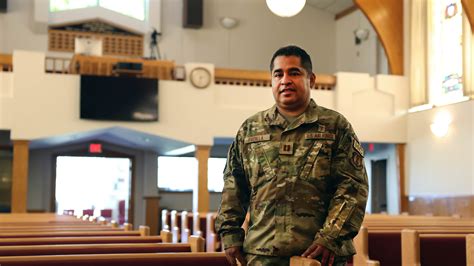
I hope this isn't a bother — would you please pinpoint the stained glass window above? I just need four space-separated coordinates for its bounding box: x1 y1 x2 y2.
49 0 147 21
429 0 464 105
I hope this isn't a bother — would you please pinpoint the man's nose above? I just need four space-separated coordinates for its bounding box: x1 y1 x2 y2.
280 73 292 85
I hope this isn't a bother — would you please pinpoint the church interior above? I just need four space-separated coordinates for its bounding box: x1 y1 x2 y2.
0 0 473 265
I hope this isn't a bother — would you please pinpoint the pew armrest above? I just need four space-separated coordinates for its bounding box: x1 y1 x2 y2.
366 259 380 266
160 229 172 243
289 256 321 266
467 234 474 266
189 235 205 252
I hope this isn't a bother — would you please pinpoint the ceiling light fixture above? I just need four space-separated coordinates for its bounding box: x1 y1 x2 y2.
266 0 306 17
220 17 238 29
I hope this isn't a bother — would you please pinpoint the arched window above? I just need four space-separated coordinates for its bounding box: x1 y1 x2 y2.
409 0 472 110
49 0 148 21
429 0 465 105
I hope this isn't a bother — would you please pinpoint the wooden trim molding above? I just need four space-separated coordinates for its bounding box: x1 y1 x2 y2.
407 195 474 218
354 0 404 75
144 196 160 235
194 145 211 213
11 140 30 213
396 144 409 212
462 0 474 34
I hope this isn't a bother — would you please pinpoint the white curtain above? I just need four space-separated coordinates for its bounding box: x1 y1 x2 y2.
463 13 474 98
409 0 429 107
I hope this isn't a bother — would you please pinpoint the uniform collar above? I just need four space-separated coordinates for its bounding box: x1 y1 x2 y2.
264 99 319 128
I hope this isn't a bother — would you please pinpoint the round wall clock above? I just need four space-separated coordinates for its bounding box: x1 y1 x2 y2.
190 67 212 89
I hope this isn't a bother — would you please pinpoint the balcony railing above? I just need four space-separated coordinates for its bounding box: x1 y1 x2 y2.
42 55 336 90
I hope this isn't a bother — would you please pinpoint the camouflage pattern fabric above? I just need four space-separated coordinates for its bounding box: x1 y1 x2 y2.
216 99 369 257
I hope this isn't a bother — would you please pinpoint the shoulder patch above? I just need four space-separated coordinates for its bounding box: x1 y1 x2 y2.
353 138 364 157
304 132 336 141
244 134 271 144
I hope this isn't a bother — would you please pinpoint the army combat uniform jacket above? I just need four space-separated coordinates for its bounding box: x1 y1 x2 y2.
215 99 369 257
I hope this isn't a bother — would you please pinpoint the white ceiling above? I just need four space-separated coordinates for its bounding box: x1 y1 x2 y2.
306 0 354 14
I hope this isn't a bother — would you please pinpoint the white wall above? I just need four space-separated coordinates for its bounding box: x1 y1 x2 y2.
336 10 380 75
406 101 474 196
0 51 409 145
0 0 337 73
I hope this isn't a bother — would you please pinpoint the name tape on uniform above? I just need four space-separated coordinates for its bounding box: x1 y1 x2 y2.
244 134 271 144
304 132 335 141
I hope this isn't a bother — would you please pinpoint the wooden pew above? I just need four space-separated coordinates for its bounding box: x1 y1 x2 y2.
0 235 205 256
0 252 230 266
467 234 474 265
0 253 321 266
0 236 162 246
161 209 170 231
352 227 380 266
401 229 467 266
206 212 220 252
180 211 193 243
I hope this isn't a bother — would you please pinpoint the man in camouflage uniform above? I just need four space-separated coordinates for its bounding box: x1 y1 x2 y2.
215 45 368 266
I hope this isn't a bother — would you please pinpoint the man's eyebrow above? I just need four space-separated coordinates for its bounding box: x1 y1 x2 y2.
272 69 283 73
288 67 302 72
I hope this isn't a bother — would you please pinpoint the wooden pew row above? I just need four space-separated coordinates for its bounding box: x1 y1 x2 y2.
401 229 469 266
361 228 474 266
0 253 321 266
0 252 229 266
352 227 380 266
0 235 205 256
0 236 162 246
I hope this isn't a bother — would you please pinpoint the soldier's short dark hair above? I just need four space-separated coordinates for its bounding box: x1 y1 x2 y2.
269 45 313 74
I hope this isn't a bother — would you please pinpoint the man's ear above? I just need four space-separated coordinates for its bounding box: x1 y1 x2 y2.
309 73 316 89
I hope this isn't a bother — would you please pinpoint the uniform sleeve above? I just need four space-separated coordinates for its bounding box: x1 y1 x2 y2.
313 120 369 257
215 129 251 250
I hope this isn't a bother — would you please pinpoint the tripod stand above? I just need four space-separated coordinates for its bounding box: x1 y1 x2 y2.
150 29 161 60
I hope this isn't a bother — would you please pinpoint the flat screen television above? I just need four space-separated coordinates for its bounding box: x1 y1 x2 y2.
80 75 158 122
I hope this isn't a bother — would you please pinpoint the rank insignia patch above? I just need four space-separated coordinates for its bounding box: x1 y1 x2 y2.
279 142 294 155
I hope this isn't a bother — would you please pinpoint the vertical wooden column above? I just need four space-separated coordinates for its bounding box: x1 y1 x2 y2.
396 143 409 213
193 145 211 213
143 196 160 235
11 140 30 213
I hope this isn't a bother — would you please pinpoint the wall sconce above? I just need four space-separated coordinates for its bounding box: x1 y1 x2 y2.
219 17 238 29
430 111 452 137
266 0 306 17
354 28 370 45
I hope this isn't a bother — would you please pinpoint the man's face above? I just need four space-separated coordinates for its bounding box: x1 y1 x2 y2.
271 55 315 114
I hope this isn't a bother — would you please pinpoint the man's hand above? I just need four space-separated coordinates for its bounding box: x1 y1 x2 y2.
224 246 247 266
302 243 335 266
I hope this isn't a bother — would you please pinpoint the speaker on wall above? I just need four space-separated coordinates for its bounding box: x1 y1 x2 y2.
0 0 7 13
183 0 203 29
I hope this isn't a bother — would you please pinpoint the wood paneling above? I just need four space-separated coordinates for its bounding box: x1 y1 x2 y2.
408 195 474 218
11 140 29 213
0 53 12 71
214 68 336 90
48 30 144 57
144 196 160 236
194 146 210 213
69 54 175 80
396 144 409 212
462 0 474 34
354 0 404 75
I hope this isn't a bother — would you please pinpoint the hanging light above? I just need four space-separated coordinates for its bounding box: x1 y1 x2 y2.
266 0 306 17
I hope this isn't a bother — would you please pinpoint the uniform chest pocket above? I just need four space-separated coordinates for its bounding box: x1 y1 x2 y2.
299 140 332 183
244 142 277 190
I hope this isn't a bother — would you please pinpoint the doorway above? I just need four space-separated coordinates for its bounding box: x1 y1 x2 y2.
55 156 132 224
371 159 388 213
